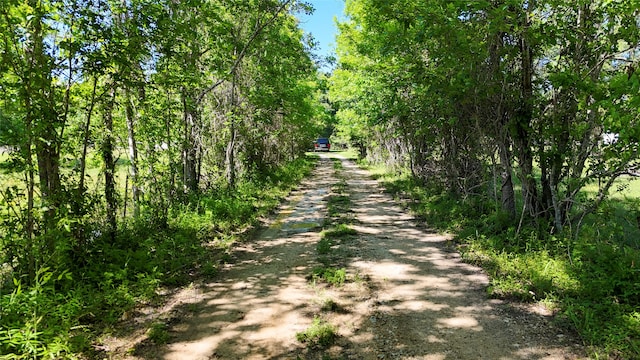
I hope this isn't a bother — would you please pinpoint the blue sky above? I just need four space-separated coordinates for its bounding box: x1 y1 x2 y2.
296 0 346 70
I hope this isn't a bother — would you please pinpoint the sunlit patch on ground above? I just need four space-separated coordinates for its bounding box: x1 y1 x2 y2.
112 154 586 360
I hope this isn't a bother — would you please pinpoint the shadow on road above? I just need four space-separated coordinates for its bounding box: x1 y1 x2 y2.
124 154 585 360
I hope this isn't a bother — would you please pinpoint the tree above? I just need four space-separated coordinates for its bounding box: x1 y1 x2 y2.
331 0 640 233
1 0 69 277
0 0 322 281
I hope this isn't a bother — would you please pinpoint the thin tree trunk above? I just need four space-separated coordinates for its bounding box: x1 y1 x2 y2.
549 168 564 232
125 88 141 217
513 1 540 219
498 141 516 219
182 91 200 192
124 175 129 219
166 89 176 202
71 76 99 255
78 77 98 200
24 94 36 282
102 86 117 242
226 64 238 189
226 121 237 189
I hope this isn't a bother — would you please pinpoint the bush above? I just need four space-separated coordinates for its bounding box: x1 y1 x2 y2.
0 269 79 359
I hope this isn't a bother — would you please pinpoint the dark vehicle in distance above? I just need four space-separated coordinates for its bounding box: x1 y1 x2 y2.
314 138 331 152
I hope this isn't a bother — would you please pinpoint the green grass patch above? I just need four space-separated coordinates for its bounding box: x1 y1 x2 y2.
462 240 580 301
333 149 360 161
309 267 347 287
330 178 349 196
327 194 349 208
317 224 358 262
326 176 353 224
331 158 343 170
582 175 640 199
146 322 170 344
322 224 357 239
296 316 337 348
326 193 351 222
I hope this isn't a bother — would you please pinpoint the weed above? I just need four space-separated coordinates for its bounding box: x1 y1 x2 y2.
0 269 76 358
321 298 340 312
352 271 366 284
331 180 348 195
200 262 218 277
147 322 170 344
326 195 350 218
322 224 357 239
296 316 337 348
309 267 347 287
317 238 334 255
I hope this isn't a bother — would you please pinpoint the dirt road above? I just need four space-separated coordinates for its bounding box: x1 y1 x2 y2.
107 154 586 359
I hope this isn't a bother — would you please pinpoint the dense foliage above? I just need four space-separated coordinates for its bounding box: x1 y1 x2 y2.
330 0 639 357
0 0 325 357
332 0 639 228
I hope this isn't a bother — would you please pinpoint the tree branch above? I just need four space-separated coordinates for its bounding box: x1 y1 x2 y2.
196 0 294 104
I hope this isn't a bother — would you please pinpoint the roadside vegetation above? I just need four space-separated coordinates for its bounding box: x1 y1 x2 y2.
330 1 639 358
0 1 331 358
371 167 640 358
0 156 316 358
295 316 338 349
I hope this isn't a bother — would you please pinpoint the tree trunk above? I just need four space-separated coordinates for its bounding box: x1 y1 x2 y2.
182 91 200 192
226 122 237 189
165 89 177 203
25 0 62 256
102 86 117 242
125 88 141 217
226 67 239 189
23 91 36 282
549 167 564 232
498 141 516 219
78 77 98 202
71 76 99 255
486 27 516 220
512 2 540 220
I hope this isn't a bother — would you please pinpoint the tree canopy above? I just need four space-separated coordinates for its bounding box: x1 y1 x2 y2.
0 0 326 320
331 0 640 231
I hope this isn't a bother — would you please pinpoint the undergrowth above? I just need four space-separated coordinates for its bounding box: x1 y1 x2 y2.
377 169 640 358
0 156 316 359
